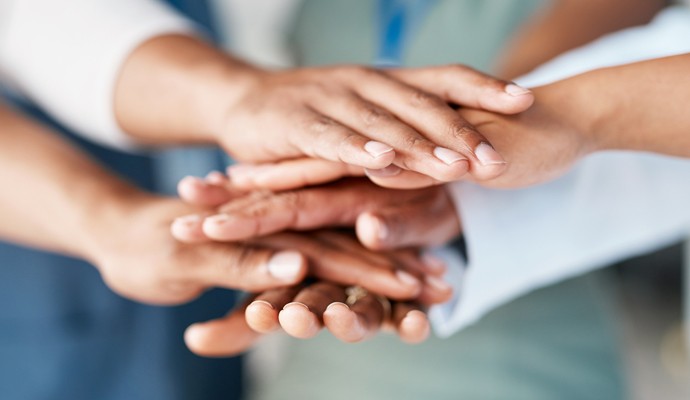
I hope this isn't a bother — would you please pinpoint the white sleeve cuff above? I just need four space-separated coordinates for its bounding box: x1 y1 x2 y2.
0 0 197 150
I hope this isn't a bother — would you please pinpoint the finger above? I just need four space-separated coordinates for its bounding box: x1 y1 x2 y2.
355 193 460 251
279 282 346 339
365 166 439 189
228 160 365 192
324 294 384 343
321 230 455 305
171 212 215 243
355 72 508 181
177 175 236 207
199 179 385 242
288 110 396 170
254 233 423 300
192 245 308 291
245 286 302 333
310 90 471 183
184 302 260 357
391 302 430 344
387 65 534 114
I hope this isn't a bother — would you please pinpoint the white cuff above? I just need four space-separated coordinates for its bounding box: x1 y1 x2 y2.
0 0 197 150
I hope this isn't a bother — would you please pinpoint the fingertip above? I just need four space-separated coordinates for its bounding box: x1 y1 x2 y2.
356 213 389 251
177 176 205 202
202 214 258 241
324 302 368 343
399 311 430 344
266 250 308 284
171 215 207 243
246 300 280 333
184 322 214 356
279 302 321 339
488 84 535 114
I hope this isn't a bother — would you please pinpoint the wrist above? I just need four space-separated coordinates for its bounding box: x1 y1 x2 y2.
531 77 607 158
77 182 158 267
115 35 266 144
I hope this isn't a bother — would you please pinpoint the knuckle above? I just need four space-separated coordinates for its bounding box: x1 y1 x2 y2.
447 121 479 142
307 116 339 134
360 104 389 126
409 90 443 108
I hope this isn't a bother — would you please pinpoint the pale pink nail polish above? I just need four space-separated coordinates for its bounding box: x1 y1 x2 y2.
433 147 466 165
364 141 394 158
474 142 506 166
504 83 531 97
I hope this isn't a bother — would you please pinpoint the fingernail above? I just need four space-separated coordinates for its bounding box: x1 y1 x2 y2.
425 275 452 293
433 147 466 165
283 302 310 311
205 171 226 184
364 141 394 158
365 165 401 177
474 142 506 166
183 176 208 188
174 214 202 227
326 302 350 312
205 214 232 226
421 253 447 274
504 83 531 97
249 300 275 310
396 270 421 288
267 251 304 282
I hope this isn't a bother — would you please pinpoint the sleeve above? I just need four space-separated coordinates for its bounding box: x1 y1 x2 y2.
429 5 690 337
0 0 197 149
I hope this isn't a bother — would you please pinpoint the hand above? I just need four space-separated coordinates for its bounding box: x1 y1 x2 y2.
214 65 534 183
91 197 436 306
221 82 590 190
185 282 430 357
174 175 461 251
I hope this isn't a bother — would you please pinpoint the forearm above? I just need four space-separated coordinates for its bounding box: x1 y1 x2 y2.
114 34 262 145
549 53 690 157
0 104 152 260
495 0 667 79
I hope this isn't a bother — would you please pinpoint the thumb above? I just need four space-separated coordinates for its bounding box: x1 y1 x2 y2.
356 203 460 251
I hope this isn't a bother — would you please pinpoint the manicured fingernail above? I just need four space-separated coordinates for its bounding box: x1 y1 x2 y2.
504 83 531 96
365 165 401 177
364 141 394 158
205 171 225 184
396 270 421 288
422 253 447 274
267 251 304 282
425 275 452 293
174 214 202 227
433 147 466 165
475 142 506 166
283 302 310 311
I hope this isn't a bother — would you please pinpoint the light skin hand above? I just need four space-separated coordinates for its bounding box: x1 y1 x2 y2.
174 176 461 251
115 35 536 184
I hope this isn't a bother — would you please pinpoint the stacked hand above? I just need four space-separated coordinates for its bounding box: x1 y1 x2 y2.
167 174 461 356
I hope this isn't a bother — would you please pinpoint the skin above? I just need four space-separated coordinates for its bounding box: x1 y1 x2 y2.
173 173 460 352
222 53 690 190
495 0 667 79
114 35 537 184
0 103 443 356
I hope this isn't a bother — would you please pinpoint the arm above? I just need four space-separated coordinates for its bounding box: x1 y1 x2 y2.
0 0 537 184
495 0 667 79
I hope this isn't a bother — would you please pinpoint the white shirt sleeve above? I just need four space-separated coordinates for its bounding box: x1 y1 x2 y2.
0 0 196 149
430 5 690 337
